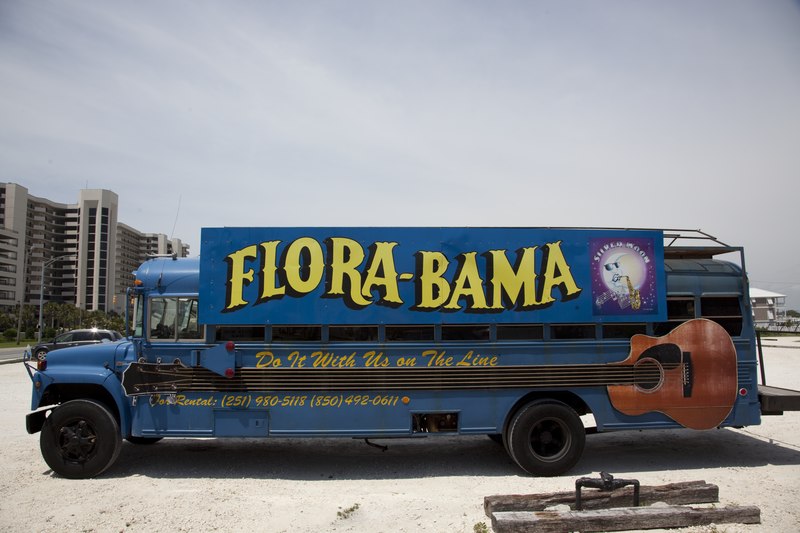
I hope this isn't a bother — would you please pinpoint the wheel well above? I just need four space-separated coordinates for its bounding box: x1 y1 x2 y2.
503 391 591 434
39 384 120 424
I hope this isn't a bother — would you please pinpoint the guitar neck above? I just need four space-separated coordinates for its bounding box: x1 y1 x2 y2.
121 362 667 395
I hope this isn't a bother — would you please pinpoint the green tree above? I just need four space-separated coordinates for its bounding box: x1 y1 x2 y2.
58 304 81 330
43 301 61 330
1 303 127 343
82 309 102 328
0 312 15 331
20 304 36 335
105 311 125 334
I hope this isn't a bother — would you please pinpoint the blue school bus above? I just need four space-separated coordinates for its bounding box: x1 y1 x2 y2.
23 227 790 479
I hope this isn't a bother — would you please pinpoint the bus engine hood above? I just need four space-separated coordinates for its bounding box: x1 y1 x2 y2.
39 339 131 371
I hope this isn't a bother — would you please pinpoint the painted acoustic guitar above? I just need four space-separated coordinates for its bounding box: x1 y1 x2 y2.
122 319 737 430
607 318 737 430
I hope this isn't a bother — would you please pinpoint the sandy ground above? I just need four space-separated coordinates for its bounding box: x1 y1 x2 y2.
0 339 798 533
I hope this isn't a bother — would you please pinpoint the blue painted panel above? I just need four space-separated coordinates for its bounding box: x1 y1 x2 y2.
214 409 269 437
131 396 214 437
126 381 761 438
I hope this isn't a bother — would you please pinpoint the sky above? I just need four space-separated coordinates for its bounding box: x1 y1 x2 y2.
1 1 799 309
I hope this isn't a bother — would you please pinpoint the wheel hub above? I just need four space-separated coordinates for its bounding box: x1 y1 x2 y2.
59 420 97 463
531 419 569 459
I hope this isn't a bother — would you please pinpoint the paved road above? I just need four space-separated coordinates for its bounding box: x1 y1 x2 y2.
0 345 29 365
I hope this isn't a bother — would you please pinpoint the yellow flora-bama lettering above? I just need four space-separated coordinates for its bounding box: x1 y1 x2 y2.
443 252 488 310
283 237 324 296
222 236 581 312
326 237 370 306
224 244 257 311
488 247 538 309
416 251 450 309
539 241 582 304
361 242 402 304
416 242 582 310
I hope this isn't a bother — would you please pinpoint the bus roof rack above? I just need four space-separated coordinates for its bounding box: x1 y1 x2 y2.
660 228 741 260
145 253 178 260
537 227 739 260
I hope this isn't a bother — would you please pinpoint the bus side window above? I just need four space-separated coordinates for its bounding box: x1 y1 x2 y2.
602 323 647 339
441 325 490 342
329 326 379 342
385 325 435 342
550 324 596 340
654 297 695 335
496 325 544 341
271 326 322 342
701 296 742 336
216 326 265 342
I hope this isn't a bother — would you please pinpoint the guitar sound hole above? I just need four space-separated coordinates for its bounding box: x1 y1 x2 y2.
634 358 662 392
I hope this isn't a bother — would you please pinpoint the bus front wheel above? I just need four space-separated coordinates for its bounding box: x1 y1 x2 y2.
506 400 585 476
40 399 122 479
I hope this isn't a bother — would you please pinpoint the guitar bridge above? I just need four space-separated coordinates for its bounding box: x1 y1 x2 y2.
682 352 693 397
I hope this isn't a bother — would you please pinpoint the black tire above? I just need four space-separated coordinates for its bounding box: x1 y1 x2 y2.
506 400 585 476
126 436 163 445
40 399 122 479
35 349 48 361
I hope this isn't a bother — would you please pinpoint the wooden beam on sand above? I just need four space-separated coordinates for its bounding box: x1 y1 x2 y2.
491 505 761 533
484 480 718 515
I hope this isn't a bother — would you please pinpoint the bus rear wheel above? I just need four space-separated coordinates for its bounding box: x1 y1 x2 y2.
506 400 585 476
40 399 122 479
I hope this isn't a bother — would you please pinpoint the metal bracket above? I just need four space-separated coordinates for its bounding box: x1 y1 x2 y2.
575 471 640 510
